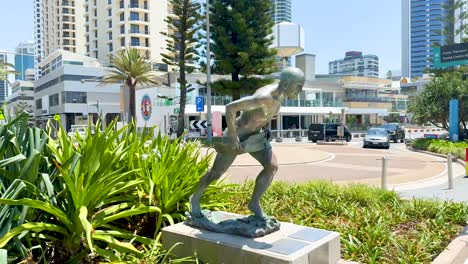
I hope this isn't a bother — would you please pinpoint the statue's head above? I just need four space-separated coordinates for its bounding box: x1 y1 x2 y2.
278 67 305 99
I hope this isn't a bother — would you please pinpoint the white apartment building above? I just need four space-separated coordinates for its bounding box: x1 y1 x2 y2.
0 52 9 102
85 0 168 66
271 0 292 24
329 51 379 78
36 0 168 73
34 0 44 78
35 50 121 130
42 0 87 57
6 69 36 117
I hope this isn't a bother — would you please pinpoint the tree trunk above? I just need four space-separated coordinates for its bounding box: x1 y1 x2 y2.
231 71 240 101
127 80 136 123
177 75 187 137
177 14 188 137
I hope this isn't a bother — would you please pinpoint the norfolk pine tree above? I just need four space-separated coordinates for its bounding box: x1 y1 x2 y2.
208 0 277 100
161 0 202 136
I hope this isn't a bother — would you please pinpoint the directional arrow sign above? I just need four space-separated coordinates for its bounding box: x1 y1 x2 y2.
190 120 207 129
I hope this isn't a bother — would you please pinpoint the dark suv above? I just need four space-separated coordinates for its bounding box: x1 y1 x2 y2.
308 123 352 142
378 123 405 143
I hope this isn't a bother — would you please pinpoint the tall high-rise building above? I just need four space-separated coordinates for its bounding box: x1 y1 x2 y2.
455 0 468 43
36 0 168 75
271 0 293 68
0 52 9 102
42 0 87 57
402 0 449 78
15 41 35 81
329 51 379 78
271 0 292 24
84 0 168 65
33 0 44 79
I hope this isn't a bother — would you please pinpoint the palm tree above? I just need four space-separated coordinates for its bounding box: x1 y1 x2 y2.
0 62 16 82
101 48 158 122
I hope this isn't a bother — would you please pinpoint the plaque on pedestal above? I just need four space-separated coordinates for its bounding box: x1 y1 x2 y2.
162 212 340 264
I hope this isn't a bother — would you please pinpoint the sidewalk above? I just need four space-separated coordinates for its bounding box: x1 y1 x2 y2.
398 175 468 202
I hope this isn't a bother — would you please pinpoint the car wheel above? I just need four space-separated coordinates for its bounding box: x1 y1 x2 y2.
312 140 317 143
326 137 331 142
385 146 390 149
346 136 351 142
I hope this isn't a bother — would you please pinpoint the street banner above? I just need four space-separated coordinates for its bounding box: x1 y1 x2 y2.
449 99 459 142
212 111 223 137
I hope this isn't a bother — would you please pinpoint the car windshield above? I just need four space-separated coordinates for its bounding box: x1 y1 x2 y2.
367 129 388 136
380 124 397 130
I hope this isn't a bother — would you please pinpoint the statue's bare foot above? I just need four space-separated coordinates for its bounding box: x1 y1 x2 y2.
189 196 202 218
248 201 266 220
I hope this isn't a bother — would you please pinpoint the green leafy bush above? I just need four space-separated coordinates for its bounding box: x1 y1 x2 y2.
0 115 221 263
412 138 468 159
0 121 160 262
224 181 468 264
134 134 226 236
0 113 52 261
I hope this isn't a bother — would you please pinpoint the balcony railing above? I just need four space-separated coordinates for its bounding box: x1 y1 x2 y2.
129 3 149 9
343 96 392 103
282 100 343 107
129 17 149 22
129 29 149 34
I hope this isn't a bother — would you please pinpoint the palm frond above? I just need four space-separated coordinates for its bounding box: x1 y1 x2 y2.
101 48 159 88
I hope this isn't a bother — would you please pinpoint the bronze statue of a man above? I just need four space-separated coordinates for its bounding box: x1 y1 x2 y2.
190 68 305 220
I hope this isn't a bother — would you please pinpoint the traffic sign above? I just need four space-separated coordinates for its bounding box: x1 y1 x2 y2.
190 120 207 129
196 96 204 112
53 114 60 121
434 43 468 68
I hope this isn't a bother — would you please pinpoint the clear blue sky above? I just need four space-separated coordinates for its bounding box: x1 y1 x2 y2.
0 0 401 77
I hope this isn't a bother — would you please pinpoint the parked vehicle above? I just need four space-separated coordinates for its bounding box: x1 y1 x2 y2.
67 125 96 139
308 123 352 142
378 123 405 143
363 128 390 149
67 127 87 138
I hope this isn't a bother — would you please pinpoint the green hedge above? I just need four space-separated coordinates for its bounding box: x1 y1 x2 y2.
412 138 468 160
224 181 468 264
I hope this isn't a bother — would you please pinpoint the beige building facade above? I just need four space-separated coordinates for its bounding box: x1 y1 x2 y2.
85 0 168 65
42 0 87 56
38 0 168 73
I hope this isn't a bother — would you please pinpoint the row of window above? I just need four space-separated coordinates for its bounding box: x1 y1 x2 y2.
36 91 87 109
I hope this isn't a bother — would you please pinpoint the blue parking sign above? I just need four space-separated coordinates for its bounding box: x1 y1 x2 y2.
196 96 204 112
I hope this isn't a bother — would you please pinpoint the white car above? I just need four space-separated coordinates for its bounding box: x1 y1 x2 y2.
67 127 87 138
363 128 390 149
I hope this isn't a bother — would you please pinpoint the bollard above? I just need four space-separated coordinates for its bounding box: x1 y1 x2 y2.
447 153 454 189
465 148 468 177
466 148 468 176
381 157 388 190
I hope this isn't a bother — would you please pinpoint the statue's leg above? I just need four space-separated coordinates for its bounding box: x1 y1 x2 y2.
190 152 237 217
248 147 278 219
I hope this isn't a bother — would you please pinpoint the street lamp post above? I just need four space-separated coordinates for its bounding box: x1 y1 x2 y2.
206 0 213 142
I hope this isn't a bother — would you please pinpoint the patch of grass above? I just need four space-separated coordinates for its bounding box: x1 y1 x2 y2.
412 138 468 160
223 181 468 264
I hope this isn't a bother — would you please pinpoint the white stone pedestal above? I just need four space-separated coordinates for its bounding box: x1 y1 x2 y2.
162 212 340 264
